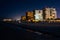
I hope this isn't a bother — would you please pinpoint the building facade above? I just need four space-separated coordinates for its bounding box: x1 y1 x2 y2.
50 8 57 19
34 10 43 21
26 11 34 22
21 16 26 22
43 7 57 20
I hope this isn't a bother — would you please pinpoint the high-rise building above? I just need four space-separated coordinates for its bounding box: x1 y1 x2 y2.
50 8 57 19
21 7 57 22
26 11 34 22
43 8 51 20
21 16 26 22
34 10 43 21
43 7 57 20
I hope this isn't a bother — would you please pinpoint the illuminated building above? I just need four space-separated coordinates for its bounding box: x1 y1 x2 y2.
34 10 43 21
43 8 51 20
43 7 57 20
20 7 58 22
50 8 57 19
26 11 34 22
21 16 26 22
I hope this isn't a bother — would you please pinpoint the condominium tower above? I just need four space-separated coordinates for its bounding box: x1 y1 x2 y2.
43 7 57 20
34 10 43 21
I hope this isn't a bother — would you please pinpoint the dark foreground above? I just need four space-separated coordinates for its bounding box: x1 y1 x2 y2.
1 22 60 40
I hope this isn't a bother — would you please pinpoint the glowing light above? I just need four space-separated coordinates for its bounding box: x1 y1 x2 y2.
35 13 43 21
28 20 31 22
16 19 20 21
35 14 39 20
3 19 12 22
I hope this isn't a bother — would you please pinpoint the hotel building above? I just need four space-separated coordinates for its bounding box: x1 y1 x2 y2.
34 10 43 21
43 7 57 20
26 11 34 22
21 7 58 22
50 8 57 19
21 16 26 22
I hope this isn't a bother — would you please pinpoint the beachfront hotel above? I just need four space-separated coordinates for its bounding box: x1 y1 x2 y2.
21 7 58 22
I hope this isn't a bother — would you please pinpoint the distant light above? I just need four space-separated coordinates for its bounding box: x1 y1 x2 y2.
3 19 12 22
17 19 20 20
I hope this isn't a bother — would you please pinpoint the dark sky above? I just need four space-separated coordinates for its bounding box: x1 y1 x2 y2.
0 0 60 19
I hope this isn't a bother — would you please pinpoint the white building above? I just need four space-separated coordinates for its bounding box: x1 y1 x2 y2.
34 10 43 21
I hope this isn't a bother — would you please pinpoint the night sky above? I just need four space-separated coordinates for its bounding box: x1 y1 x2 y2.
1 0 60 19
